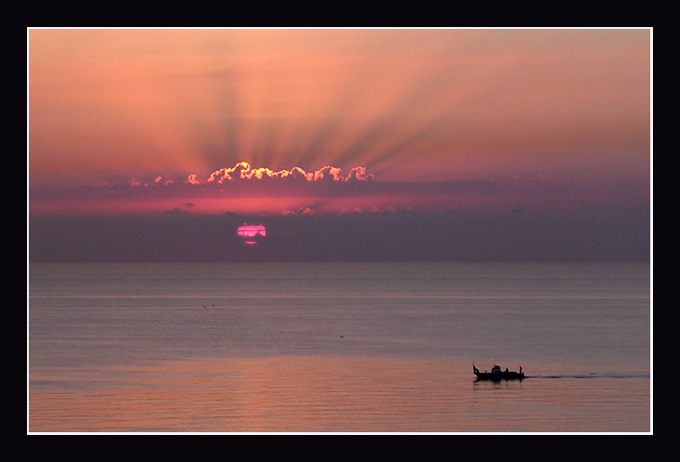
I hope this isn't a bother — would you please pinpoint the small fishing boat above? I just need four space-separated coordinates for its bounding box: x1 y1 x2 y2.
473 364 525 381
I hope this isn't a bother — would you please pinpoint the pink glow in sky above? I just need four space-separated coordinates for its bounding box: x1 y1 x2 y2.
28 28 650 217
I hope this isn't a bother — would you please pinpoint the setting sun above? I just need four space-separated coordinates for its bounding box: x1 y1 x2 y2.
237 223 267 245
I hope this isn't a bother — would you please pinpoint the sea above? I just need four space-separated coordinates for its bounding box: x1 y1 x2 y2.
28 261 651 433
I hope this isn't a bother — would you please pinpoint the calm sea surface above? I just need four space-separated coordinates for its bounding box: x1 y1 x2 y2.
28 262 651 433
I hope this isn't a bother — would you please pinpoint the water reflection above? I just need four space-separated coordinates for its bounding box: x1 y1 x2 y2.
29 356 649 433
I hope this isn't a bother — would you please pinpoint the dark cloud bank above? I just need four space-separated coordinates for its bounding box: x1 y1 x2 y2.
29 205 650 263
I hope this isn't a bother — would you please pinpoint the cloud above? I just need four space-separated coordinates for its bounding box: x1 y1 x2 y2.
28 161 383 216
28 160 649 218
201 161 374 184
186 174 201 185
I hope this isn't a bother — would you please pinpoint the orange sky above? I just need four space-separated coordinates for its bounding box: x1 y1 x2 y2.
28 28 650 216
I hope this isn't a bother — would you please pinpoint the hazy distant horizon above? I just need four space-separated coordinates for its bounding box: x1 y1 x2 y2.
28 203 650 263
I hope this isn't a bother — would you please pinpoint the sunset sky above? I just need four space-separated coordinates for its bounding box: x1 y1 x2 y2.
28 28 651 261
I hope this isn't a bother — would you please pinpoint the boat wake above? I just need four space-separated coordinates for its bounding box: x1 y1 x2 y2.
527 372 649 380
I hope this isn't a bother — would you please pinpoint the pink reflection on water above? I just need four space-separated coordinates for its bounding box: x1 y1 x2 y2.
28 357 651 432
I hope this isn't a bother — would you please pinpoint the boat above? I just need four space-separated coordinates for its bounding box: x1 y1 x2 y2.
473 364 525 381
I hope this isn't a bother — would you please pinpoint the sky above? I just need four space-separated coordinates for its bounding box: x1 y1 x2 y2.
28 28 651 262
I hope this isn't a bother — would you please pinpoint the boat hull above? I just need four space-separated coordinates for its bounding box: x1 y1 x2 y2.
474 371 525 381
473 364 525 381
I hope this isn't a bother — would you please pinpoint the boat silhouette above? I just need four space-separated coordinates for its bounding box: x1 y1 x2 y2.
473 364 525 381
